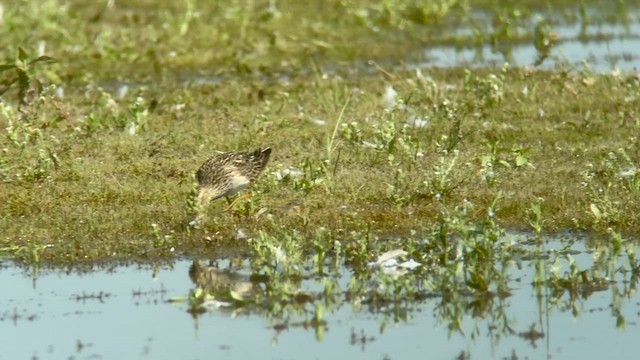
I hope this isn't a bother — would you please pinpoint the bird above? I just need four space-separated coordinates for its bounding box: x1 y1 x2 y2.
189 260 255 298
195 147 272 211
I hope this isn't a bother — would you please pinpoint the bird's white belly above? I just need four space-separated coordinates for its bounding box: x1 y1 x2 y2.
227 174 250 195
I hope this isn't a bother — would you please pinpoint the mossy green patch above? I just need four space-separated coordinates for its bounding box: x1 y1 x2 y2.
1 1 639 264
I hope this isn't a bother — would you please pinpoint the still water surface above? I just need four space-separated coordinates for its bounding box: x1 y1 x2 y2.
424 19 640 72
1 237 638 360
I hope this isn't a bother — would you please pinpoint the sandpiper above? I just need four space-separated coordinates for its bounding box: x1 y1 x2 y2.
195 147 272 211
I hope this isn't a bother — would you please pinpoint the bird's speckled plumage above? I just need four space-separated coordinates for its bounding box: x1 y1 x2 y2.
196 147 271 207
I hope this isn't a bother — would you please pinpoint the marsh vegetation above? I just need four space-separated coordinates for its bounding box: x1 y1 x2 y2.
1 1 640 358
2 0 639 262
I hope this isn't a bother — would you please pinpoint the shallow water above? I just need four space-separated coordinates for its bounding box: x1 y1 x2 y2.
1 235 639 360
423 17 640 72
95 8 640 99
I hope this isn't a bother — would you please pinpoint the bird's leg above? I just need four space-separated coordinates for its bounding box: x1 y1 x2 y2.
224 191 253 212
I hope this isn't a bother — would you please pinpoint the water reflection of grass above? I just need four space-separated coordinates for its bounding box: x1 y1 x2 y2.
175 229 638 344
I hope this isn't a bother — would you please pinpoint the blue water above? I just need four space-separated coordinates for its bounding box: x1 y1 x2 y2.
423 19 640 72
1 236 639 360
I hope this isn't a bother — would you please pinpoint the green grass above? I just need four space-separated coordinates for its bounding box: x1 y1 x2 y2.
1 0 640 264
